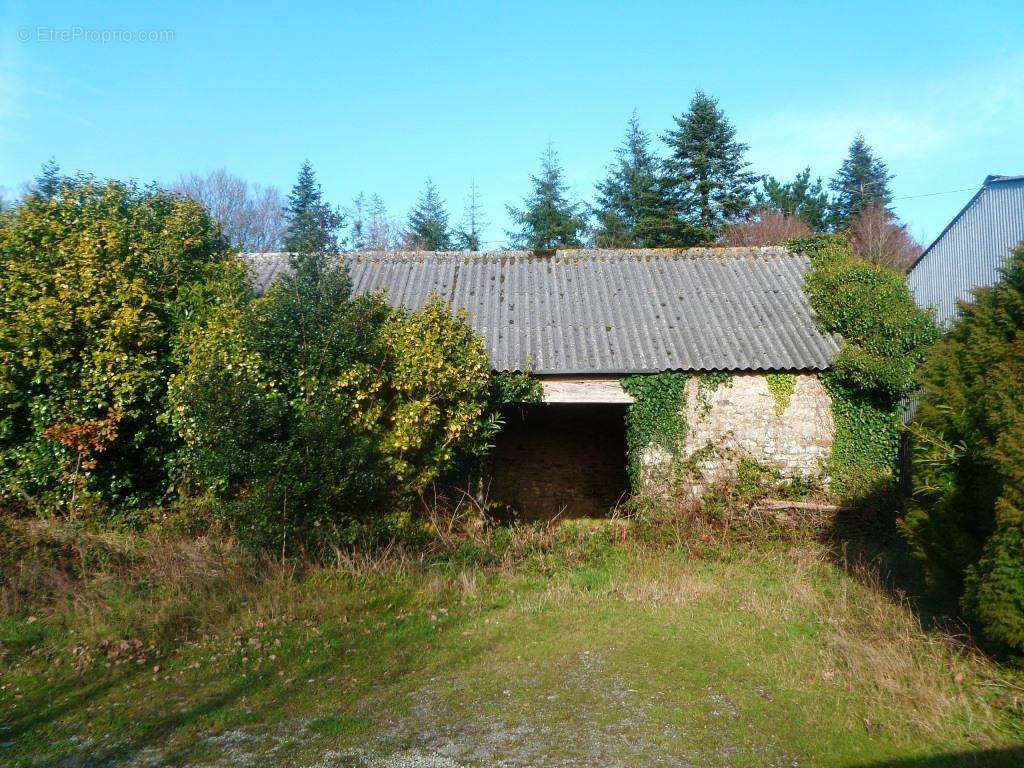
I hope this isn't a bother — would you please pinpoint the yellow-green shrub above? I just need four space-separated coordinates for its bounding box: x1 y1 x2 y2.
169 253 494 552
0 177 233 520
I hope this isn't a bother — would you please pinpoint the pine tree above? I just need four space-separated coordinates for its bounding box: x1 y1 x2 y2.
757 167 831 232
662 91 755 243
34 158 63 200
593 112 676 247
406 179 452 250
283 161 344 254
349 193 368 251
454 179 487 251
829 134 893 230
507 144 587 249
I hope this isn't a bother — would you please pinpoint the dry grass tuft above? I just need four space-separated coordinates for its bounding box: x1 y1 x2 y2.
735 544 1021 737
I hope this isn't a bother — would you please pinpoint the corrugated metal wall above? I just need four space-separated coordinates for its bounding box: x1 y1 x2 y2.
908 177 1024 326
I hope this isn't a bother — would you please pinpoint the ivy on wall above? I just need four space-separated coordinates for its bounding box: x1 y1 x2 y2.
697 372 733 416
766 373 796 415
621 372 733 491
619 236 936 505
820 372 901 497
621 373 690 489
788 235 939 503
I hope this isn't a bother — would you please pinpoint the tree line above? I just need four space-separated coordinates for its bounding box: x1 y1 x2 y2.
30 90 919 269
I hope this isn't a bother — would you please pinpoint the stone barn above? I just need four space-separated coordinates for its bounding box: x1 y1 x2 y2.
247 247 841 518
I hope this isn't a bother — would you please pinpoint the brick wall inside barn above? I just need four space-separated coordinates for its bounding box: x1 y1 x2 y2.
487 404 630 520
640 373 834 498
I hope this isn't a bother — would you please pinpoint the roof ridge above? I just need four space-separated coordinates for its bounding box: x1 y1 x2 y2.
984 174 1024 185
242 246 797 261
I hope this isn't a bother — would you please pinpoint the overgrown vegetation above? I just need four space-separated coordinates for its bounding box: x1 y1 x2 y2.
2 516 1022 767
0 177 232 522
791 234 939 502
488 370 544 407
170 250 495 553
697 370 732 414
903 246 1024 655
766 372 796 415
0 169 512 553
621 373 690 487
621 372 742 497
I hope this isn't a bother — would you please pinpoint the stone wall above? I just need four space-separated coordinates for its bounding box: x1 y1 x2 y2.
641 373 834 497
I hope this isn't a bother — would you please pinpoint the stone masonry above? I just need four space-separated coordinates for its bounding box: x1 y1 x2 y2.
642 373 834 498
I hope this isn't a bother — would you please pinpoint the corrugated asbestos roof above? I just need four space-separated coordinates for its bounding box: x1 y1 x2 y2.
908 175 1024 326
243 247 840 375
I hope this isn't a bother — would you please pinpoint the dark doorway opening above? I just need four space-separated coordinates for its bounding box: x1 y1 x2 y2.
487 403 630 521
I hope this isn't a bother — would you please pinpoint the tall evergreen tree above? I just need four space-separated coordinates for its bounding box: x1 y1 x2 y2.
662 91 755 243
34 158 63 200
757 167 831 232
283 161 344 254
454 179 487 251
348 193 368 251
506 144 587 249
406 179 452 250
592 112 676 247
828 134 893 230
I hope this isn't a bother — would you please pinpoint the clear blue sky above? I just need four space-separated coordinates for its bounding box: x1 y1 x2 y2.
2 0 1022 247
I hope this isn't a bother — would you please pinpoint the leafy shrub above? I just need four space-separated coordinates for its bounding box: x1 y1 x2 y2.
170 253 494 552
796 235 938 402
0 177 232 521
903 246 1024 653
790 235 938 501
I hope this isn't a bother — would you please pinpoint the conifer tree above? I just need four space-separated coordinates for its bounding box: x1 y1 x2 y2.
454 179 487 251
406 179 452 250
757 167 831 232
829 134 893 230
34 158 63 200
283 161 344 254
593 112 676 247
906 246 1024 652
662 91 755 243
506 145 587 249
348 193 369 251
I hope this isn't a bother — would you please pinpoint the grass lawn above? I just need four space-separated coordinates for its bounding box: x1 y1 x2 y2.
2 522 1023 767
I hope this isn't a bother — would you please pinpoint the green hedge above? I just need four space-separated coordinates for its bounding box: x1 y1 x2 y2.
903 246 1024 654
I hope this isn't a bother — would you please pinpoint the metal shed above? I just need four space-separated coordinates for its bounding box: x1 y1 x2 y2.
907 175 1024 326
